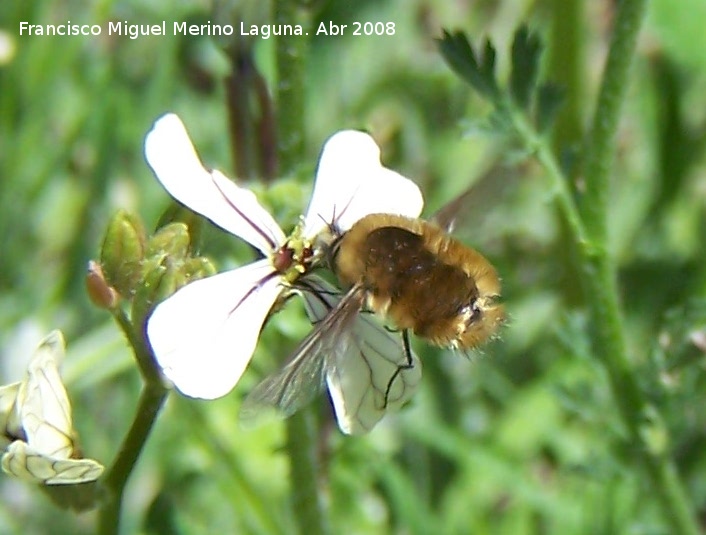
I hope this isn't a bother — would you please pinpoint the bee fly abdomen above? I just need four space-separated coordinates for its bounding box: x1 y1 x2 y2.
364 225 478 336
334 213 504 350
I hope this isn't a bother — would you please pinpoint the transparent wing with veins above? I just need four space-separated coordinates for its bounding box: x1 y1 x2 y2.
240 279 362 424
323 314 422 433
241 276 421 434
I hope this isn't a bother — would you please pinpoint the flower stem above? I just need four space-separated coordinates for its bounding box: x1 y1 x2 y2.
97 383 168 535
111 308 162 385
581 0 645 243
272 1 329 533
510 1 699 530
98 309 168 534
515 127 700 535
578 3 700 526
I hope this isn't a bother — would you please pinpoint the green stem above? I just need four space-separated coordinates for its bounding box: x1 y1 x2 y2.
273 1 328 534
509 107 589 249
98 308 168 533
513 112 700 535
576 0 650 468
510 1 699 530
515 136 700 535
112 308 162 385
581 0 646 243
97 384 168 535
514 127 700 535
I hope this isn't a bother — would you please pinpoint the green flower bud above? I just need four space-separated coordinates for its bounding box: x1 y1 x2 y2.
145 222 191 260
100 210 146 296
155 203 204 242
131 260 185 329
182 257 217 282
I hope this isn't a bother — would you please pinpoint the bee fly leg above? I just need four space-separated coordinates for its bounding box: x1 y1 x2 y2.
383 329 415 408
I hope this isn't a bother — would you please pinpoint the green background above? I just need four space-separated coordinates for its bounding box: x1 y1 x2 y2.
1 0 706 533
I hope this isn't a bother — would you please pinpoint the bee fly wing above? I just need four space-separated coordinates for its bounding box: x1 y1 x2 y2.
430 160 530 239
298 276 422 435
326 314 422 434
239 280 365 424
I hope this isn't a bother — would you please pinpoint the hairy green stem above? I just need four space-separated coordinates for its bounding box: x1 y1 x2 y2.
576 10 698 531
273 1 328 534
515 129 700 535
511 1 699 530
97 384 168 535
581 0 645 243
578 0 646 421
515 120 700 535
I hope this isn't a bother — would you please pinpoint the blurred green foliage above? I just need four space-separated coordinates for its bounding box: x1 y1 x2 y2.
1 0 706 533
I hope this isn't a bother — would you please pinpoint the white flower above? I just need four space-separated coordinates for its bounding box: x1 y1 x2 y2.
0 331 104 485
144 113 423 400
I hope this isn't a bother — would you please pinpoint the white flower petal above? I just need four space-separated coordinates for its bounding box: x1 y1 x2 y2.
337 168 424 231
19 331 74 458
2 441 103 485
0 331 104 485
145 114 285 253
147 259 283 399
303 130 424 237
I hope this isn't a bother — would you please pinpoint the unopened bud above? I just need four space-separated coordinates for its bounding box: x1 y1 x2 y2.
131 261 184 328
85 261 120 309
182 257 217 282
156 204 204 243
145 222 190 260
100 210 146 296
